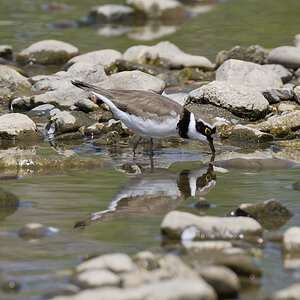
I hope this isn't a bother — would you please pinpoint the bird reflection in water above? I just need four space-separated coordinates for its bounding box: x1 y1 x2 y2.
74 156 216 229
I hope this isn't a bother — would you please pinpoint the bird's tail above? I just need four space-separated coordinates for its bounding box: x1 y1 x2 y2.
71 80 96 92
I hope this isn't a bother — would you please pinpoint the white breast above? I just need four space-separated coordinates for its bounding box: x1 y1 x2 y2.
122 113 181 139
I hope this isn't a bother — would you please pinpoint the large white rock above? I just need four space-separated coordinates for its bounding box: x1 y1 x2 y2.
161 210 262 240
17 40 79 64
189 81 269 120
76 253 134 274
99 70 165 93
65 49 122 70
0 65 31 97
0 113 38 139
216 59 283 88
267 46 300 69
123 41 214 70
270 283 300 300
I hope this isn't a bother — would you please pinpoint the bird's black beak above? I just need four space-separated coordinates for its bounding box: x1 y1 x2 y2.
207 137 215 154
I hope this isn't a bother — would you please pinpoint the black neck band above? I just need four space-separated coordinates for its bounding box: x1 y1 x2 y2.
177 108 191 139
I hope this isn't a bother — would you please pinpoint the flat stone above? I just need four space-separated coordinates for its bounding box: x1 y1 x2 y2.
49 277 217 300
73 269 120 289
76 253 134 274
27 104 56 118
183 241 233 253
161 210 262 240
18 223 48 239
283 227 300 256
123 41 214 70
216 59 282 88
189 81 269 120
267 46 300 69
98 70 165 93
0 65 32 97
17 40 79 64
213 158 297 173
198 265 240 299
229 124 273 143
0 113 40 140
258 85 294 104
76 99 98 113
65 49 122 70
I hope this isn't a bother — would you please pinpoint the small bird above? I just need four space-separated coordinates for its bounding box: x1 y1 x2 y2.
71 80 216 156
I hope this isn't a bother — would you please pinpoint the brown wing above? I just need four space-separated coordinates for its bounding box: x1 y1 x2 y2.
71 80 184 122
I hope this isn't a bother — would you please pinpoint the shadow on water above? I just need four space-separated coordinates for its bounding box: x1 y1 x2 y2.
74 155 216 229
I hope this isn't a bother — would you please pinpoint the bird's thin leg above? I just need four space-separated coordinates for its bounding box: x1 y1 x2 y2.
149 138 154 157
132 136 143 156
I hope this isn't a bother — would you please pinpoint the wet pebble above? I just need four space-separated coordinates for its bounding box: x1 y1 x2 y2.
18 223 48 239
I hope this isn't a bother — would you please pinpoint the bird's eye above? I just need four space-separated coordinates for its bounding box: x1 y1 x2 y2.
205 128 211 135
205 175 211 182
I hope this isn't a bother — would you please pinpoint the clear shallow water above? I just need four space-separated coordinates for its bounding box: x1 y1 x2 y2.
0 142 300 300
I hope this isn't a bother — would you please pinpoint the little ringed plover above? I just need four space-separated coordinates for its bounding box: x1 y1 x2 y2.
71 80 216 155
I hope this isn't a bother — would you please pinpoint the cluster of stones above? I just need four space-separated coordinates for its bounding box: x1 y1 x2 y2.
0 35 300 150
15 199 294 300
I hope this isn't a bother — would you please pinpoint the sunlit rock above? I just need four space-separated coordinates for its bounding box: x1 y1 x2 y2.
216 59 283 88
198 265 240 299
183 241 233 253
283 227 300 256
65 49 122 71
123 41 214 70
76 253 134 274
216 45 267 67
161 210 262 240
189 81 269 120
258 84 294 104
267 283 300 300
32 61 107 91
277 102 298 114
17 39 79 64
133 251 160 271
0 113 40 140
126 0 189 21
262 64 293 83
72 269 120 289
229 124 273 143
99 70 165 93
0 65 31 98
235 199 292 230
88 4 134 23
252 110 300 138
295 34 300 47
294 85 300 104
267 46 300 69
49 110 96 134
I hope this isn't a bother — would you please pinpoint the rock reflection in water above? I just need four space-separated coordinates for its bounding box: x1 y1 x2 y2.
74 162 216 229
